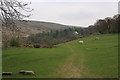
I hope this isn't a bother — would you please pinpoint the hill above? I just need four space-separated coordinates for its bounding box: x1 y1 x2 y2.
0 20 77 35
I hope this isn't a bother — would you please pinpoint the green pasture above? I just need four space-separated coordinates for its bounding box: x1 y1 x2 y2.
2 34 118 78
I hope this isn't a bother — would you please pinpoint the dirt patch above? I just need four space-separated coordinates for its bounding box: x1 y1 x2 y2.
53 45 82 78
61 56 81 78
49 41 83 78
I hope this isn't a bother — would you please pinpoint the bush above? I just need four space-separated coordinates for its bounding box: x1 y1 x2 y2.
33 44 40 48
10 38 20 47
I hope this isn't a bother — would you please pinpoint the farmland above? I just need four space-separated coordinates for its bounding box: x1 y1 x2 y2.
2 34 118 78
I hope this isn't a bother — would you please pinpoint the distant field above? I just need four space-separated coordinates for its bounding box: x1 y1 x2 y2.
2 34 118 78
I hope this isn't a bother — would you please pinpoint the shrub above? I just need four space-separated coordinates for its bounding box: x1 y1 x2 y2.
10 38 20 47
33 44 40 48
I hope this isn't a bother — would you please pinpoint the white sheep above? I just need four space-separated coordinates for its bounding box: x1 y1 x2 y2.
95 37 99 40
79 41 84 44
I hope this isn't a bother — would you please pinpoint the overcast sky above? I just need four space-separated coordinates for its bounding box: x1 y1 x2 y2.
21 0 119 27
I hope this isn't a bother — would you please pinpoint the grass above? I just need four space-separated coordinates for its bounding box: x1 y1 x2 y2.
3 46 71 78
2 34 118 78
70 34 118 78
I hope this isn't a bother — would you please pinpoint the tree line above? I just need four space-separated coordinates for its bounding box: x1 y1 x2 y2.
26 28 82 47
82 14 120 36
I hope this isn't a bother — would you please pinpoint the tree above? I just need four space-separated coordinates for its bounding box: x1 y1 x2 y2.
0 0 33 47
0 0 33 30
94 19 109 34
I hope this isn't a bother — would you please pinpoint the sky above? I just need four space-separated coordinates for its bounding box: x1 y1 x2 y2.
21 0 119 27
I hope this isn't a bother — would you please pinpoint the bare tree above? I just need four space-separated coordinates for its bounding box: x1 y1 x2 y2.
0 0 33 47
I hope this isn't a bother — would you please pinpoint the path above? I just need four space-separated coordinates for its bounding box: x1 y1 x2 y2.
52 43 84 78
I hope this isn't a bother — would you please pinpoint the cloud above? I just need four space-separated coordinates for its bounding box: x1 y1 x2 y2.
61 11 94 20
24 2 117 27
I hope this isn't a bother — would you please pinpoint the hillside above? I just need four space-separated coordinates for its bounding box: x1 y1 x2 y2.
0 20 76 35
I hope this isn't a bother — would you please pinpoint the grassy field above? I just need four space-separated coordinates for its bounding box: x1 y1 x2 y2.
2 34 118 78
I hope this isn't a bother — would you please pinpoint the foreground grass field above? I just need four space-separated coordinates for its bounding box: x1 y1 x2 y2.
3 34 118 78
